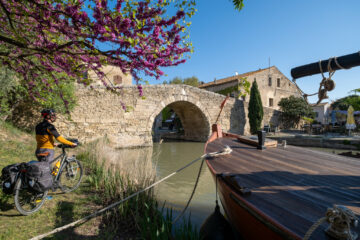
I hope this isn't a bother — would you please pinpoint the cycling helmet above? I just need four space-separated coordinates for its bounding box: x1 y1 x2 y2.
41 109 56 118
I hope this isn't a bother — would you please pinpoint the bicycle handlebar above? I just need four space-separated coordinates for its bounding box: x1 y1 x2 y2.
57 138 80 149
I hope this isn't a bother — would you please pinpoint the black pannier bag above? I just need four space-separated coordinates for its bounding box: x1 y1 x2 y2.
26 161 53 192
1 163 21 194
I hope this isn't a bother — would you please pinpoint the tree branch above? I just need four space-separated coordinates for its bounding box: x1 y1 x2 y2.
0 35 28 49
0 0 15 30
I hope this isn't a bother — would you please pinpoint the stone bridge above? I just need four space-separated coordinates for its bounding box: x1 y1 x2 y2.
56 85 279 148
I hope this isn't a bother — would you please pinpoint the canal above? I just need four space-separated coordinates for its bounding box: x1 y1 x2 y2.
152 141 220 229
112 141 360 232
113 141 220 230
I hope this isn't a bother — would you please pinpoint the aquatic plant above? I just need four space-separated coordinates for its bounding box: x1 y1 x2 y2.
78 138 200 239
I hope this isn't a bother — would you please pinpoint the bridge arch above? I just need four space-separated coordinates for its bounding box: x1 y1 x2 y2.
55 85 267 148
147 95 212 142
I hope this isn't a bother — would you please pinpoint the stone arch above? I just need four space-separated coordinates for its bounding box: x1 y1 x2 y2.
147 95 212 142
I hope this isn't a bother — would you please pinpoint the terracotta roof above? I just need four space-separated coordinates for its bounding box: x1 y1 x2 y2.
198 67 274 88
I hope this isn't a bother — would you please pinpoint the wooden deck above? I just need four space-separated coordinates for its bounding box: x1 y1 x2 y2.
205 137 360 239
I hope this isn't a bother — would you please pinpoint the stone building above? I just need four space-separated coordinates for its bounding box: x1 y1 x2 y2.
198 66 302 110
311 102 331 124
87 65 132 86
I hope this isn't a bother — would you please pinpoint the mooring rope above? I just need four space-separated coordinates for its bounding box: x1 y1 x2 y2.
172 145 232 224
303 205 358 240
30 146 232 240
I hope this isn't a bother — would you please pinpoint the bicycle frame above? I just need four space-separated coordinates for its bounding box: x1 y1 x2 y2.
52 147 69 184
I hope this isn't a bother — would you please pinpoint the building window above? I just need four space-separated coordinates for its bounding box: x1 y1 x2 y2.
113 75 122 84
277 78 281 87
269 98 273 107
268 77 272 86
82 71 88 79
315 112 319 118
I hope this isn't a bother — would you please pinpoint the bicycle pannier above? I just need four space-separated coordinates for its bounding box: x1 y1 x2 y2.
26 161 53 192
1 163 21 194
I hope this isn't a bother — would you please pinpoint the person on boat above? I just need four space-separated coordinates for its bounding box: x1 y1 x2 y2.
35 109 77 165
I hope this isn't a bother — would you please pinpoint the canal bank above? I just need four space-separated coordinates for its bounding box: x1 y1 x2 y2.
267 132 360 150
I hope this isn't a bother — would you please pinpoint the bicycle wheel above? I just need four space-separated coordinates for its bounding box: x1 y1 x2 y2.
14 177 48 216
58 157 83 193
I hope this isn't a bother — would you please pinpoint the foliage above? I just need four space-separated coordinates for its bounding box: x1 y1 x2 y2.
216 77 250 98
0 0 196 107
248 80 263 134
0 120 102 240
278 96 314 128
162 106 172 122
0 66 76 120
331 95 360 111
164 76 200 87
216 86 238 96
302 116 314 124
238 77 251 98
78 138 199 239
349 88 360 95
231 0 245 11
0 66 24 119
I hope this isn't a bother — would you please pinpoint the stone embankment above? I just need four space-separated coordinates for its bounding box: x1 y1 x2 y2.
268 134 360 150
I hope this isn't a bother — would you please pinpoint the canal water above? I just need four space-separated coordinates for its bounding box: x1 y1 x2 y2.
112 142 360 231
151 141 219 229
113 141 220 229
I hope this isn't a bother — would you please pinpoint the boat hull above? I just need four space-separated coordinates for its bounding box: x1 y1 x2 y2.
204 126 360 240
208 163 300 240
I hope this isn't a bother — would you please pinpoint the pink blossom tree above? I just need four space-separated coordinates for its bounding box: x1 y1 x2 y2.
0 0 197 107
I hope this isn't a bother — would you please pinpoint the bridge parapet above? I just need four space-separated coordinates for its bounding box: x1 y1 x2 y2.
55 84 279 148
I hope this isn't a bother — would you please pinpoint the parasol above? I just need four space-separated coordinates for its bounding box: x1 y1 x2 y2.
345 105 356 134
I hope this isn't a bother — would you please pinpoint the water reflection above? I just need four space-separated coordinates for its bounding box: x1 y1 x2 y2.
112 141 219 228
152 142 218 227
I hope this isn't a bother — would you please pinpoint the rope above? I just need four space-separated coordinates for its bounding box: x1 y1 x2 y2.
172 145 232 224
295 57 339 104
303 205 358 240
334 57 348 69
303 217 326 240
30 146 232 240
315 59 337 104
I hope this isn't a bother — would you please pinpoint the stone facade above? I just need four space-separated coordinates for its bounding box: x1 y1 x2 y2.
55 84 280 148
88 65 132 86
199 66 302 110
311 102 331 124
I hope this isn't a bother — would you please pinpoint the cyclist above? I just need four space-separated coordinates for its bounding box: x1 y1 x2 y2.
35 109 77 170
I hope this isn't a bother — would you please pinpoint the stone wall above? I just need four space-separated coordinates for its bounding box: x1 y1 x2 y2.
88 65 132 86
200 66 302 110
53 84 280 148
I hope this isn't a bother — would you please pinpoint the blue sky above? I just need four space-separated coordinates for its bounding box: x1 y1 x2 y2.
148 0 360 104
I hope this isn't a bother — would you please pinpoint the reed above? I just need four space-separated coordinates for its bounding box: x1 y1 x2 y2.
77 138 199 239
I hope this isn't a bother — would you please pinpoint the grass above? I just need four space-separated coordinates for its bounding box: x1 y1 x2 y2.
77 138 200 239
0 121 199 239
0 121 102 240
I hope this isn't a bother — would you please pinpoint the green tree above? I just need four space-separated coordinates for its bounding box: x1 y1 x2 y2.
0 67 23 120
169 77 183 85
0 65 76 121
216 77 250 99
331 95 360 111
248 80 263 134
232 0 245 11
278 96 314 128
167 76 200 87
183 76 200 87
